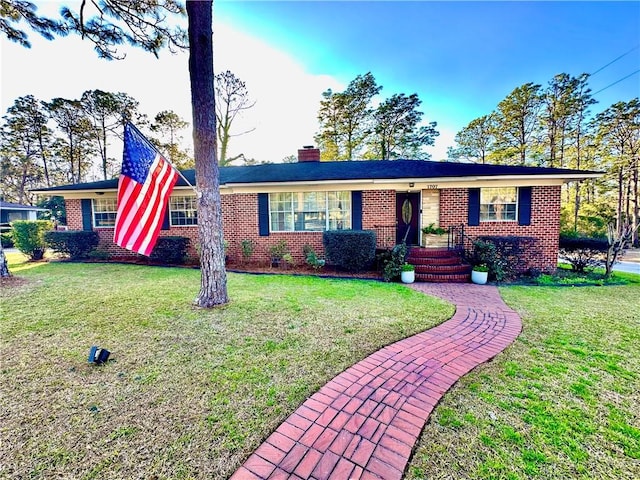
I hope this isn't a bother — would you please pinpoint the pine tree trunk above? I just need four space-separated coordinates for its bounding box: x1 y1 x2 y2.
0 243 10 278
187 1 229 308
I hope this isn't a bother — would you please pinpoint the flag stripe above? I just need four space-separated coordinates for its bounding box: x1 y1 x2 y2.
131 160 176 254
113 124 179 256
123 158 168 250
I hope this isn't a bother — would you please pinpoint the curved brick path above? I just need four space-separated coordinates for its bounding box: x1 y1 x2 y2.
231 284 522 480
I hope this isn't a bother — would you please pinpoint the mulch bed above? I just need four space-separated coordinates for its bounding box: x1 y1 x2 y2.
48 256 385 281
227 262 383 281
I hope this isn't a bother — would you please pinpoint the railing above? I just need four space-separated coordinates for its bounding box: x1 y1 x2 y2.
371 224 396 249
447 224 465 251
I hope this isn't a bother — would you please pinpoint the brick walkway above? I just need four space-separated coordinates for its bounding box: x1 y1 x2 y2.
230 283 522 480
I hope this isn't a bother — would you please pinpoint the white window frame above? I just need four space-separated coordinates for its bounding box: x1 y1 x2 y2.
269 191 351 232
480 187 518 222
92 198 117 228
169 195 198 227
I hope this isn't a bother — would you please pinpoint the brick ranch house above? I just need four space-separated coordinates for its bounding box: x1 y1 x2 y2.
34 148 600 274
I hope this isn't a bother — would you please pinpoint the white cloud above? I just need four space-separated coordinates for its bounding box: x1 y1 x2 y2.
0 17 343 164
1 18 454 165
214 22 344 162
428 126 457 161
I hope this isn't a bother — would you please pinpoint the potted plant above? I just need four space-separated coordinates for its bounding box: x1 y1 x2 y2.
421 223 448 247
400 263 415 284
471 264 489 284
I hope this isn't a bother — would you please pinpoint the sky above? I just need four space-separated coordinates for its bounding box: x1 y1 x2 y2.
1 1 639 167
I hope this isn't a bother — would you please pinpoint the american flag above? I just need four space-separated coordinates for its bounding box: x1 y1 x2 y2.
114 123 179 256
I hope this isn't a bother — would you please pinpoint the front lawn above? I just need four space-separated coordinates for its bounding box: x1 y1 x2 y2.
407 283 640 479
0 258 452 479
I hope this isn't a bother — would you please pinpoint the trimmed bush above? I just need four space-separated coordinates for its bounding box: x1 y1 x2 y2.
559 234 608 273
150 236 190 264
45 231 100 260
11 220 53 260
1 231 14 248
323 230 376 272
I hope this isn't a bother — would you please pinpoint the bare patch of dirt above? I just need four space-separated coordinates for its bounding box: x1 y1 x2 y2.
0 276 34 297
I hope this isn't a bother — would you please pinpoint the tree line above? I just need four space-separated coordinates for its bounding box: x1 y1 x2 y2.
0 69 257 206
315 72 439 160
0 91 189 205
447 74 638 242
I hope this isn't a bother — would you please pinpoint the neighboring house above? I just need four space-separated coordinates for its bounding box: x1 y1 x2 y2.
32 148 601 273
0 200 49 232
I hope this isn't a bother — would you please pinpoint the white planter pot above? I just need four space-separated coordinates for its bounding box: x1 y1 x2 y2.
471 270 488 285
401 270 415 284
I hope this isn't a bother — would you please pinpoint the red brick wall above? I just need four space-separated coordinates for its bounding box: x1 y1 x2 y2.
66 199 83 230
439 186 561 272
221 193 324 265
64 186 561 271
64 198 201 260
362 190 396 249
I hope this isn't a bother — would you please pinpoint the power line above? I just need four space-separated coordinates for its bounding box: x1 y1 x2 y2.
592 69 640 95
590 45 639 76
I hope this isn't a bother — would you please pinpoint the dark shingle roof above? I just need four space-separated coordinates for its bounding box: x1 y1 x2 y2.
0 200 48 210
32 159 602 192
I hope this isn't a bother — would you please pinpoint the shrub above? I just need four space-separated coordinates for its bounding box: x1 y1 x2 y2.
323 230 376 272
303 244 324 270
44 230 100 260
87 249 111 261
1 231 14 248
268 240 290 262
240 239 256 262
421 223 447 235
11 220 53 260
150 236 190 264
559 234 608 273
469 236 538 281
381 242 408 282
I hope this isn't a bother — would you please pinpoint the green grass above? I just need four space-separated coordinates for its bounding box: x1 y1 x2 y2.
531 263 640 287
407 283 640 480
0 255 452 479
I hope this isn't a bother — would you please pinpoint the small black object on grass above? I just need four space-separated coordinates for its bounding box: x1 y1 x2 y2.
88 346 111 364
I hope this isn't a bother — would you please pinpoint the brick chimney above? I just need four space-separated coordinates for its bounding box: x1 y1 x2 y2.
297 145 320 162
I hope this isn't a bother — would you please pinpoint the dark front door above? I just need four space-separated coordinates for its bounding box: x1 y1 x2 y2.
396 192 420 245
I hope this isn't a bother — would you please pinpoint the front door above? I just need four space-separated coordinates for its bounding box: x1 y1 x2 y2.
396 192 420 245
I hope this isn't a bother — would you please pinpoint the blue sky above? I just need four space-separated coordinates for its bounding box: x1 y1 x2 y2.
217 1 640 131
1 1 639 166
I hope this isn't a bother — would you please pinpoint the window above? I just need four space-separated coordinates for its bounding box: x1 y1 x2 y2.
170 196 198 226
93 198 117 227
269 191 351 232
480 187 517 222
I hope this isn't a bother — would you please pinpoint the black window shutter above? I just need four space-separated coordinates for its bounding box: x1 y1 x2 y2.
258 193 269 236
468 188 480 226
518 187 532 225
81 199 93 231
351 191 363 230
161 207 170 230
